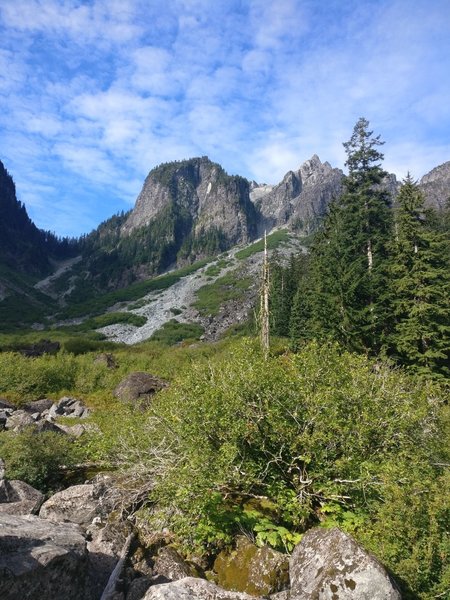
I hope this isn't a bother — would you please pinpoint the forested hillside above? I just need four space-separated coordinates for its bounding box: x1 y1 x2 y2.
0 160 77 276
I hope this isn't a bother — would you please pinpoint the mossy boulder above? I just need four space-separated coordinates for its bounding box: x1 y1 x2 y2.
113 372 168 405
214 536 289 596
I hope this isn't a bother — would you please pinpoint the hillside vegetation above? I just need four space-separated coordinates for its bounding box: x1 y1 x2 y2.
0 338 448 598
0 120 449 599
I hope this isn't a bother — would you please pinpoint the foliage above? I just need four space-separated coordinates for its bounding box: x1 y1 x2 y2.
62 311 147 333
235 229 290 260
150 320 204 345
0 351 79 401
0 428 80 492
119 338 448 599
193 270 252 316
388 175 450 378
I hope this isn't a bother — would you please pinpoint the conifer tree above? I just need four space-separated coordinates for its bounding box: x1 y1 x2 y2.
388 175 450 377
309 118 393 352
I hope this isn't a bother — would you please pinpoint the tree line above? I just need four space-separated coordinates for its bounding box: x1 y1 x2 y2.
269 118 450 379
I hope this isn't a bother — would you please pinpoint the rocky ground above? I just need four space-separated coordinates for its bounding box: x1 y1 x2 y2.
95 233 305 345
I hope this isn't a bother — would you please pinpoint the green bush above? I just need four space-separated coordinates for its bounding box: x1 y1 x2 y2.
125 339 448 597
150 320 204 345
0 351 78 400
0 428 80 492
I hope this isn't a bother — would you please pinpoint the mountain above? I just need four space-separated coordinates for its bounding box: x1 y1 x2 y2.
1 154 449 335
0 160 79 328
419 161 450 210
122 156 258 247
250 155 344 233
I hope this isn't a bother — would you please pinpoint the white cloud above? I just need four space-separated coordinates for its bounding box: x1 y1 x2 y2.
1 0 450 237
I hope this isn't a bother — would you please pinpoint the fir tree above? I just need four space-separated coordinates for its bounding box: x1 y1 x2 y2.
388 175 450 378
309 118 393 352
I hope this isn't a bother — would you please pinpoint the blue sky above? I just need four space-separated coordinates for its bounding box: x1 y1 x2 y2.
1 0 449 238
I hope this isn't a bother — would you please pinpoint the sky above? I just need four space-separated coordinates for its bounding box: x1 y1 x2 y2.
1 0 450 238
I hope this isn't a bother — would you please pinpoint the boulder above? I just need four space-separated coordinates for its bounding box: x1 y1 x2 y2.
23 398 54 414
39 484 102 527
48 396 90 419
153 546 198 581
94 353 118 369
0 408 14 430
142 577 263 600
214 536 289 596
289 527 401 599
0 480 44 515
55 423 87 437
34 419 68 434
18 339 60 357
87 521 131 600
113 372 169 405
5 409 36 431
0 513 89 600
126 576 152 600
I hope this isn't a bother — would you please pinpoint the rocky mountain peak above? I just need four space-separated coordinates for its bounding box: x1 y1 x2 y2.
121 156 257 251
252 155 343 234
419 161 450 210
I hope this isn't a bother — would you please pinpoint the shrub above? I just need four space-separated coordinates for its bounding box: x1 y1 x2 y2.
123 339 447 597
0 428 80 492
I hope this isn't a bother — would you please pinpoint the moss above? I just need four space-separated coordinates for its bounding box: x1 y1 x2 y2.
214 536 289 596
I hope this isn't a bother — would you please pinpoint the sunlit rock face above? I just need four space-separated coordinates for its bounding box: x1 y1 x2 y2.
419 161 450 211
121 156 258 248
251 155 344 234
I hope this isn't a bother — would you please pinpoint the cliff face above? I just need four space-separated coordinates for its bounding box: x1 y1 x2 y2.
251 155 344 233
122 157 257 247
419 161 450 210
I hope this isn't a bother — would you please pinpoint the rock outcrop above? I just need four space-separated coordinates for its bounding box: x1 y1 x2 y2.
419 161 450 210
122 157 258 248
251 155 343 234
289 527 401 599
0 513 89 600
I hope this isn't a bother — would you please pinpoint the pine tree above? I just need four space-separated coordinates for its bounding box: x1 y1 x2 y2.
309 118 393 352
388 175 450 378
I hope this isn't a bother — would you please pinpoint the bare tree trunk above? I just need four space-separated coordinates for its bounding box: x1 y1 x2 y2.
260 231 270 359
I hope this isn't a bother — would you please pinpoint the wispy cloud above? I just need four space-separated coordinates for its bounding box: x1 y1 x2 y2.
1 0 449 236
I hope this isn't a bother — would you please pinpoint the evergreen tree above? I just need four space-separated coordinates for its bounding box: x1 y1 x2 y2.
388 175 450 378
309 118 393 352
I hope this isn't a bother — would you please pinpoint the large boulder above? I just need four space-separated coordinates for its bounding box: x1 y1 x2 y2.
142 576 263 599
113 373 169 405
153 546 198 582
48 396 90 419
0 479 44 515
39 482 115 527
23 398 54 415
0 513 89 600
214 536 289 596
289 528 401 599
5 409 36 431
87 520 132 600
